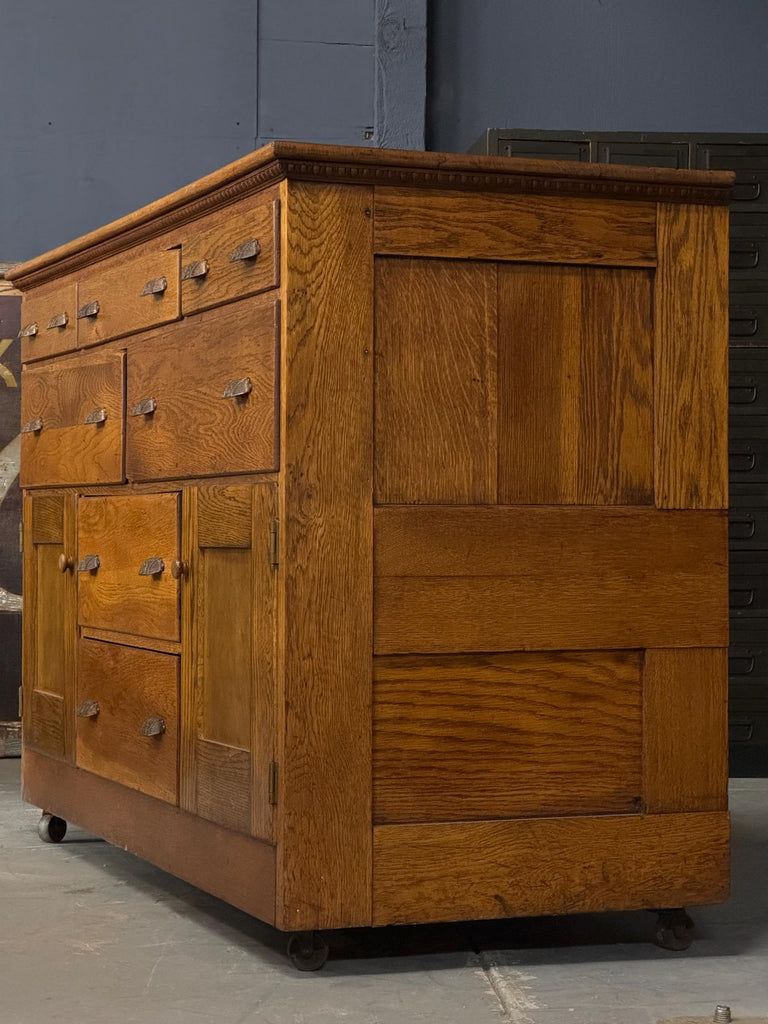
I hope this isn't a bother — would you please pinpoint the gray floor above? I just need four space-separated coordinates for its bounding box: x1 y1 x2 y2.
1 761 766 1024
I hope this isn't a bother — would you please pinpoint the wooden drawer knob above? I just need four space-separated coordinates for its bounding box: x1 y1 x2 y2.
77 554 101 572
140 716 166 737
76 699 100 719
58 554 74 573
139 557 165 576
171 559 189 580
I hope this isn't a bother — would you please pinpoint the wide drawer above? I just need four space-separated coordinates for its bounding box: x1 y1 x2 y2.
77 247 180 348
20 351 125 488
180 188 279 315
76 639 178 804
126 294 278 481
77 492 180 641
20 276 78 362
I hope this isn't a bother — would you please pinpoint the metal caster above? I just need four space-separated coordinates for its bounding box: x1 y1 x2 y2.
653 907 694 951
38 813 67 844
286 930 329 971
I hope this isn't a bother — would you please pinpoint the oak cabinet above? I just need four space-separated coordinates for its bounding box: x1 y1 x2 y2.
10 143 732 954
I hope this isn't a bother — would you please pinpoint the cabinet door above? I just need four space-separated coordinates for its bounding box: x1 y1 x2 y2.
22 493 76 759
180 483 277 840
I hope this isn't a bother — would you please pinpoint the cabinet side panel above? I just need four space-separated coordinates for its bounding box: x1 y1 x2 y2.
278 181 374 930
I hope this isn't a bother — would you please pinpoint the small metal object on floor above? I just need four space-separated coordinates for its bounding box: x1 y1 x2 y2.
659 1014 767 1023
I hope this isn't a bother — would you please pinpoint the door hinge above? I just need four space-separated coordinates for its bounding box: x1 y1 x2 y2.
268 760 279 805
19 520 23 553
18 686 23 719
269 520 279 569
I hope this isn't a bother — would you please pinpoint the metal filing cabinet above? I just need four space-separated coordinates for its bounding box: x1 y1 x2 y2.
473 129 768 775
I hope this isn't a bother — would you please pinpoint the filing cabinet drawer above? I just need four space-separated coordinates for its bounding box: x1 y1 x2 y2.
729 350 768 427
20 351 125 487
76 639 178 804
729 440 768 484
77 247 180 347
729 304 768 345
20 276 78 362
77 493 180 641
126 294 278 480
730 554 768 620
180 187 279 315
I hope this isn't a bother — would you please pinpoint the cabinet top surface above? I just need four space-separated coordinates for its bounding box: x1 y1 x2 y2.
6 140 733 287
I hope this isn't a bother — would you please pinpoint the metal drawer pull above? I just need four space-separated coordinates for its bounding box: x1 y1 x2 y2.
18 322 38 338
729 383 758 404
729 515 756 539
171 559 189 579
77 300 100 319
229 239 261 263
84 407 107 425
139 556 165 576
130 397 157 416
730 314 759 337
58 554 74 573
77 554 101 572
141 276 168 296
46 312 68 329
21 417 43 434
221 377 252 399
181 259 209 281
733 179 761 202
77 699 100 719
140 716 166 737
730 242 760 269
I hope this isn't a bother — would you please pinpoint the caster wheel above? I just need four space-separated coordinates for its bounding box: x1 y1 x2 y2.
287 930 329 972
654 908 694 951
38 813 67 844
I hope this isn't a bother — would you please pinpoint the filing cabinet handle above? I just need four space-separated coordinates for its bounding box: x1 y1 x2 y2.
729 450 757 472
729 383 758 404
18 322 38 338
77 554 101 572
729 514 756 539
221 377 252 399
58 553 74 573
730 242 760 269
730 314 759 337
21 417 43 434
139 556 165 576
141 276 168 296
130 397 157 416
729 587 754 608
171 559 189 580
84 407 107 425
46 312 68 330
77 300 100 319
733 178 761 202
181 259 209 281
229 239 261 263
76 699 100 719
140 716 166 737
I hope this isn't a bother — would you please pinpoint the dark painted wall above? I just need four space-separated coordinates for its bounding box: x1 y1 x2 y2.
428 0 768 154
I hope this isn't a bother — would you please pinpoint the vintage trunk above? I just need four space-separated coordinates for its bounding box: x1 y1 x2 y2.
6 144 732 954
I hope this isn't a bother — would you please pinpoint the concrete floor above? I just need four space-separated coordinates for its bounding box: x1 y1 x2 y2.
1 760 766 1024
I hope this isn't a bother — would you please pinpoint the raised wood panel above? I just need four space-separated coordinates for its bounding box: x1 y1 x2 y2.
372 812 730 925
498 264 654 505
126 295 278 482
20 276 77 362
195 738 251 833
27 690 65 760
374 506 728 653
374 258 497 503
374 188 657 265
35 547 69 698
644 648 728 813
373 650 642 824
278 181 374 930
197 487 253 548
654 204 729 509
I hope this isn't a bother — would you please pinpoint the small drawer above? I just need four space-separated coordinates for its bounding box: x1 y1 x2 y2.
19 277 78 362
76 638 178 804
126 294 278 481
77 492 180 641
180 188 279 315
20 351 125 488
77 247 180 348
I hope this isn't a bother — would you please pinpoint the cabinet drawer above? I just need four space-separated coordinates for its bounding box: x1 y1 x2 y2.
76 639 178 804
20 352 125 488
180 189 279 315
77 247 180 348
20 277 78 362
126 294 278 481
77 493 180 641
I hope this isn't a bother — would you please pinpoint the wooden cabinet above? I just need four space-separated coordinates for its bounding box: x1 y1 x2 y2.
9 143 733 955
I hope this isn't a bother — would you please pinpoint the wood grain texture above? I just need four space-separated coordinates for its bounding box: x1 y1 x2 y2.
498 264 653 505
20 276 78 362
654 204 729 509
27 690 65 760
181 188 280 315
374 258 497 503
80 627 181 655
76 639 179 804
374 505 728 653
277 181 374 930
252 483 278 842
194 738 251 833
374 189 657 265
644 648 728 813
21 352 125 488
77 246 180 348
77 492 180 641
372 812 730 925
126 295 278 482
22 747 276 926
373 650 643 824
179 487 198 814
